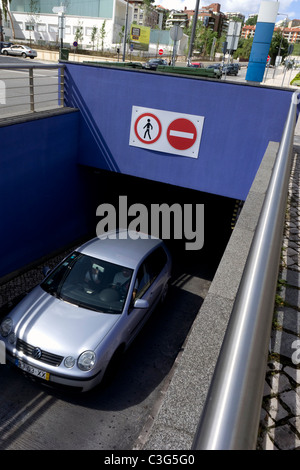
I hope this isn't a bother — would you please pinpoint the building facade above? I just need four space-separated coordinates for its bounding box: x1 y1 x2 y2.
2 0 135 50
242 23 300 43
182 3 227 37
225 12 245 23
129 0 163 29
0 0 185 57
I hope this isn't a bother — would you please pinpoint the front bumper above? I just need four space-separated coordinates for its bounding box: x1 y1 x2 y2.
6 350 103 393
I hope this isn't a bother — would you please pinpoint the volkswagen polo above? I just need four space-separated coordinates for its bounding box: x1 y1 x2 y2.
0 230 172 392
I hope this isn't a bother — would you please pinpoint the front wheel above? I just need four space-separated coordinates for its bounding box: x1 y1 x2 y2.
3 50 8 55
22 53 27 58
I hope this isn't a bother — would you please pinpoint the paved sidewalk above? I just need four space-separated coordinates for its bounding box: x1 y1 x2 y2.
257 117 300 450
263 65 298 88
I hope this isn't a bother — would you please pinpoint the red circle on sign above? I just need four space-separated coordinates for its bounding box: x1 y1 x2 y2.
134 113 162 144
158 49 163 55
167 118 197 150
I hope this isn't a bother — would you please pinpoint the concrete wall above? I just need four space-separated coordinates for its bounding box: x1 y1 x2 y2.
64 61 293 200
0 109 90 278
142 140 279 450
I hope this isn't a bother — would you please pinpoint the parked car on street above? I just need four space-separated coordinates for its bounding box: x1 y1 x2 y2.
1 44 37 59
207 63 222 72
142 58 168 70
188 62 204 68
0 41 13 51
0 230 172 392
222 63 239 76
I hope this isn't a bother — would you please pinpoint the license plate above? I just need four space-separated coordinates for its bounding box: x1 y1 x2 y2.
15 359 50 381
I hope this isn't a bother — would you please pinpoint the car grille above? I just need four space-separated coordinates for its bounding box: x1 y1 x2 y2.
16 338 63 367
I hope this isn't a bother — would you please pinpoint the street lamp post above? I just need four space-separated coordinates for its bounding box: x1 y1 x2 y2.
273 13 288 79
170 21 186 66
122 0 129 62
187 0 201 64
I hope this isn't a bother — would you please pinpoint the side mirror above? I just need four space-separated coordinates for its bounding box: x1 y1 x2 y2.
133 298 149 309
43 266 51 277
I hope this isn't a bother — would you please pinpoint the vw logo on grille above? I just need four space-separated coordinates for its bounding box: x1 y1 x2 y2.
32 347 42 359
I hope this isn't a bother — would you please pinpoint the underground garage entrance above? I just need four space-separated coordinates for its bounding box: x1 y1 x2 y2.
82 167 239 284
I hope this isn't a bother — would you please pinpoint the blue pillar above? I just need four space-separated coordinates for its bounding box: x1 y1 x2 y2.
246 1 279 82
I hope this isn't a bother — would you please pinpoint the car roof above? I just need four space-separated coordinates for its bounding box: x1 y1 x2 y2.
77 229 163 269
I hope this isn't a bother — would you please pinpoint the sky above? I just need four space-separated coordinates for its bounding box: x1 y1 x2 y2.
154 0 300 21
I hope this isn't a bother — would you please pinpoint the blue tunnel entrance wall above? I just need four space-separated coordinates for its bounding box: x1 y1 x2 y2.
65 63 294 201
0 65 295 279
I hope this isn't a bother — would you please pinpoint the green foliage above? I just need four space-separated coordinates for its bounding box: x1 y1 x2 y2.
99 20 107 52
245 15 258 26
74 21 84 45
186 20 219 56
290 72 300 86
1 0 11 20
90 26 98 50
292 43 300 55
233 38 253 60
269 31 289 65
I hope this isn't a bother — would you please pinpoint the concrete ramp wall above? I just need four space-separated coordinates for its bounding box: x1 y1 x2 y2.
140 141 279 449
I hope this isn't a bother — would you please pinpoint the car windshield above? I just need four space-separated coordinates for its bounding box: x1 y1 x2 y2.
41 252 133 314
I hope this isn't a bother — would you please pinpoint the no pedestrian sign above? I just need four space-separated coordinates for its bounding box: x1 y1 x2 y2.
129 106 204 158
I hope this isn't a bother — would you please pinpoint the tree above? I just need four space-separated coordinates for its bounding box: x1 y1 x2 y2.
233 37 253 60
186 20 218 57
74 20 84 47
245 15 257 26
118 25 125 50
99 20 106 52
90 26 98 51
26 0 40 46
269 31 289 65
0 0 15 41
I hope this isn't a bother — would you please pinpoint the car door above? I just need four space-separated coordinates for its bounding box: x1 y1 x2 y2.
125 247 168 345
10 46 20 56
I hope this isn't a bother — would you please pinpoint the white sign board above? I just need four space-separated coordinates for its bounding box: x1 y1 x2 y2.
52 6 66 13
226 21 241 51
129 106 204 158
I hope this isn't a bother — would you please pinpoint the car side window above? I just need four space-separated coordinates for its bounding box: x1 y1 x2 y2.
145 246 167 282
135 246 167 300
135 263 151 300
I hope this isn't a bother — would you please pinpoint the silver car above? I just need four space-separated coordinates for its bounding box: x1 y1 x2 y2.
0 230 172 392
1 44 37 59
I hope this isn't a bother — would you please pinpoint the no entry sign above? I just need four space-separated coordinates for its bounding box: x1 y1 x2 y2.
129 106 204 158
167 118 197 150
158 48 163 55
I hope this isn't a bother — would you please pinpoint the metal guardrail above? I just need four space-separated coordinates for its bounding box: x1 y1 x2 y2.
192 91 299 450
0 64 65 116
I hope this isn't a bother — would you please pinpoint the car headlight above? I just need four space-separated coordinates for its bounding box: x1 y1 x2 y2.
64 356 76 368
77 351 96 371
0 318 13 337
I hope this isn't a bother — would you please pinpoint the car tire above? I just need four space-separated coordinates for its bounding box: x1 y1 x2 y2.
3 50 8 55
22 53 27 58
30 57 34 59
